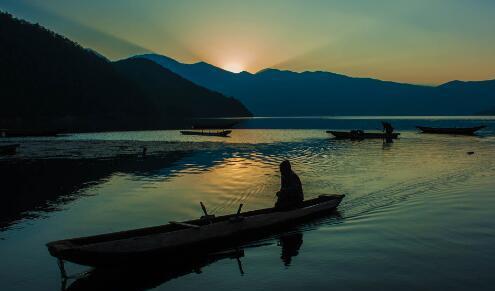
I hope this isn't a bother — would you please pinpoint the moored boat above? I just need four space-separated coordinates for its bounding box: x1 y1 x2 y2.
180 129 232 137
47 194 344 267
327 130 400 139
0 129 60 137
416 125 486 135
0 143 20 155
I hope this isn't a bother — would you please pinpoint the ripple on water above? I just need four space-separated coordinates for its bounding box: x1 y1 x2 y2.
2 127 495 291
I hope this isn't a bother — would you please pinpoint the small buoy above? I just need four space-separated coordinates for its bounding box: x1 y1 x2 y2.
467 151 475 155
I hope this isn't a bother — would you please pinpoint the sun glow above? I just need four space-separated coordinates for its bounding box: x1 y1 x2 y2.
222 62 245 73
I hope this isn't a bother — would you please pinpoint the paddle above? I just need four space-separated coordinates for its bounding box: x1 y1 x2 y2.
200 202 215 223
236 204 243 216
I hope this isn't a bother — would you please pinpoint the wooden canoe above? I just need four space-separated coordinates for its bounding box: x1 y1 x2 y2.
180 130 232 137
327 130 400 139
0 143 20 155
416 125 486 135
47 194 344 267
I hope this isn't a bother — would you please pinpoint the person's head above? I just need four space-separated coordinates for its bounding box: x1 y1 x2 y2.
279 160 292 176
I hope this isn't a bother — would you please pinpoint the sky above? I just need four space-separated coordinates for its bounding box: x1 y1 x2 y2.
1 0 494 84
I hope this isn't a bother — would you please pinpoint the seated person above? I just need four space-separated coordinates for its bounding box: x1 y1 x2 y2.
275 160 304 210
382 122 394 135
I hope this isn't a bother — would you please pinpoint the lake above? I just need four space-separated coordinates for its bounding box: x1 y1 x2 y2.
1 116 495 291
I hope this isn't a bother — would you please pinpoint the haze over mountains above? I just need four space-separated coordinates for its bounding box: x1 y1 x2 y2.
140 54 495 116
1 9 494 134
0 12 250 132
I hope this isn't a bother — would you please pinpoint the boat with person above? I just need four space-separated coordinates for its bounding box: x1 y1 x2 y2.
327 130 400 140
0 143 20 155
46 194 344 267
327 121 400 140
416 125 486 135
180 129 232 137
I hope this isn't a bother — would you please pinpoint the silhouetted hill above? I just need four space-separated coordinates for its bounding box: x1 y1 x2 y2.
140 53 495 116
113 58 251 118
438 79 495 98
0 12 250 132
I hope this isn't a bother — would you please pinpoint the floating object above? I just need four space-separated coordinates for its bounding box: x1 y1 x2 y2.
416 126 486 135
326 130 400 140
180 130 232 137
46 194 344 267
0 143 20 155
467 151 475 155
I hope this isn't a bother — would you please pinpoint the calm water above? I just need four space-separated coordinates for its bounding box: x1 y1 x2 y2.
1 116 495 291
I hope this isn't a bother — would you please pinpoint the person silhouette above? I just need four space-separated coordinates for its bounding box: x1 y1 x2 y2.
275 160 304 210
382 122 394 135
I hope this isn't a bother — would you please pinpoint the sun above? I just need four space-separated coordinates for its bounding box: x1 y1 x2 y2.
222 62 245 73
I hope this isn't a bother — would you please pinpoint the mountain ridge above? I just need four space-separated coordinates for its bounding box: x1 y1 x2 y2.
0 12 251 132
138 53 495 116
138 53 443 85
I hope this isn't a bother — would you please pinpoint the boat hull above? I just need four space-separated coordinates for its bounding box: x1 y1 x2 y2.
327 130 399 139
47 194 344 266
416 126 486 135
180 130 231 137
1 129 59 137
0 144 19 155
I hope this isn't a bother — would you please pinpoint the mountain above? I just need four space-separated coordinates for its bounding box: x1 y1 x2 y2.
476 107 495 115
0 12 250 132
113 58 251 118
140 53 495 116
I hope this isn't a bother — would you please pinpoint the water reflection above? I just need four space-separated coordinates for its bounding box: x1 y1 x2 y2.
64 231 307 291
61 210 347 291
3 128 490 232
279 232 303 266
0 152 190 230
65 248 246 291
2 123 495 291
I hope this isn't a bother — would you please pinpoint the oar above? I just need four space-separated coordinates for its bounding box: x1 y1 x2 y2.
200 202 214 223
200 202 208 216
236 204 243 216
169 221 200 229
229 203 245 223
236 256 245 275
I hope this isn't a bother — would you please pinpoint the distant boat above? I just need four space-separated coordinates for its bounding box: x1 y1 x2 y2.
192 119 239 129
0 143 20 155
46 194 344 267
416 125 486 135
327 130 400 140
0 129 60 137
180 130 232 137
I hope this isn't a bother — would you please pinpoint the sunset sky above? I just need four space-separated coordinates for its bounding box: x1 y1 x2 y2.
1 0 495 84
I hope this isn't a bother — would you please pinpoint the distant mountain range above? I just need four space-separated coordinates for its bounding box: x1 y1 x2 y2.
139 54 495 116
477 107 495 115
0 12 250 132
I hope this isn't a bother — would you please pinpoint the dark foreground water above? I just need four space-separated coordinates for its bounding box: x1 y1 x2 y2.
1 116 495 291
